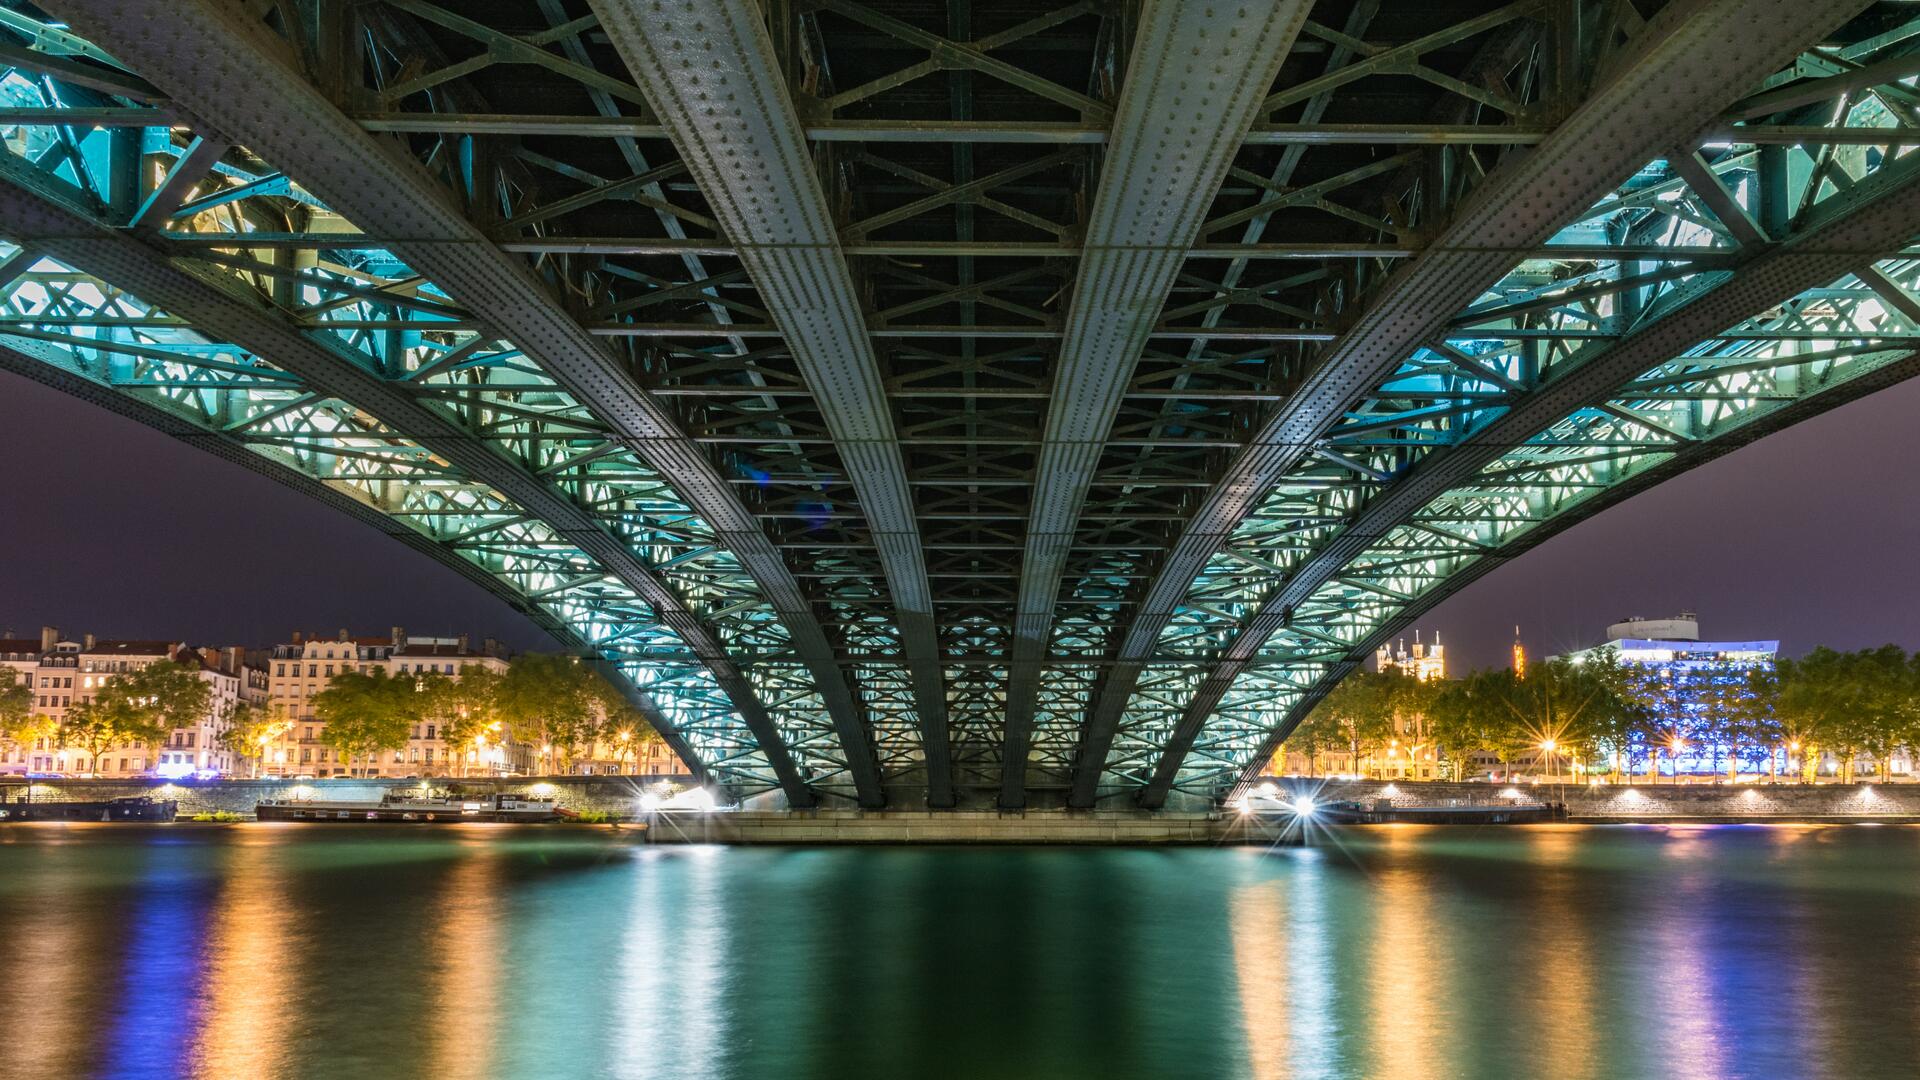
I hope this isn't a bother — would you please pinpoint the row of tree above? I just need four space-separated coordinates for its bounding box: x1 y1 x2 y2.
1285 645 1920 783
0 659 213 772
300 653 660 776
0 652 662 777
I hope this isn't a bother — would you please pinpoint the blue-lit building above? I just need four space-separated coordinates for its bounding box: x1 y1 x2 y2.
1558 613 1778 777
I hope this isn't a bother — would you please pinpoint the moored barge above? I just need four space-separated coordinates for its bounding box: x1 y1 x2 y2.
0 795 178 822
256 792 570 823
1314 799 1566 824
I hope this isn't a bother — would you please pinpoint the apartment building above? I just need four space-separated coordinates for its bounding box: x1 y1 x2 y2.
263 627 510 778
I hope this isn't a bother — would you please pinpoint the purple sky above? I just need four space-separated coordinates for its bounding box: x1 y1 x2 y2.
4 368 1918 669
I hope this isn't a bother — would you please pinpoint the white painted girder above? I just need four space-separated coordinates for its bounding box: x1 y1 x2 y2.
40 0 880 805
589 0 954 806
1073 0 1878 806
999 0 1311 807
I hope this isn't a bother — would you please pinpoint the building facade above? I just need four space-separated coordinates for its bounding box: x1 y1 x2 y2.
0 627 259 777
263 628 512 778
1559 612 1780 777
1375 632 1447 682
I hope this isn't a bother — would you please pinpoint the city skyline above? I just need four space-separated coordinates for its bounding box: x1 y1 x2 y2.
7 366 1918 674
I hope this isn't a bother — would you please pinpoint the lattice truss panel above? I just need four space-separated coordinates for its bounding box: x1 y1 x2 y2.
0 1 883 800
1 0 1917 808
1108 26 1920 802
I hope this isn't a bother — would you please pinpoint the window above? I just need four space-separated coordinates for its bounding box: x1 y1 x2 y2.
307 664 317 677
300 748 311 764
425 724 435 740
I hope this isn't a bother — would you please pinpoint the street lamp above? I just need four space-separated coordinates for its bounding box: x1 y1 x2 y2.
1669 736 1685 785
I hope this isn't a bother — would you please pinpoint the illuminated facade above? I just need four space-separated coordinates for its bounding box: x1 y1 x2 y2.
1375 633 1447 682
0 627 261 777
1559 614 1778 776
263 628 510 779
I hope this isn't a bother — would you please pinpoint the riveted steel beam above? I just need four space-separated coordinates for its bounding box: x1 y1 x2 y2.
0 340 712 788
1138 145 1920 809
589 0 953 807
999 0 1310 808
1070 0 1875 807
0 156 807 799
1218 347 1920 807
40 0 882 806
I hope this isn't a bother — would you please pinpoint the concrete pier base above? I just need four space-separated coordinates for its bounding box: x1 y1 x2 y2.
640 810 1250 845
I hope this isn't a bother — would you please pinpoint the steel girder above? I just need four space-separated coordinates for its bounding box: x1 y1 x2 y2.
587 0 951 807
39 0 886 806
0 158 818 796
1137 145 1920 805
0 228 781 790
6 1 1920 808
0 334 712 783
1214 344 1920 806
1067 0 1877 806
996 0 1311 807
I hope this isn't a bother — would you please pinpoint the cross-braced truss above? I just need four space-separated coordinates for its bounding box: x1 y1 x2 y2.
0 0 1916 808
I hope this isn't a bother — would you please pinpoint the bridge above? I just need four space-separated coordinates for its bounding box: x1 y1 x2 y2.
0 0 1916 810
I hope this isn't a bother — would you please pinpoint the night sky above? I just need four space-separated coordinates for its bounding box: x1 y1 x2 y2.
4 367 1918 670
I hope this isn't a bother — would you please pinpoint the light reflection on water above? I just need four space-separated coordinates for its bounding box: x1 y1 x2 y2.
2 824 1920 1079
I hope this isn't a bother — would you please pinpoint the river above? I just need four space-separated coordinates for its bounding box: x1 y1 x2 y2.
1 823 1917 1079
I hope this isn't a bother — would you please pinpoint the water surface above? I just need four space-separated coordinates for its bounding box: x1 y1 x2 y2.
3 823 1917 1079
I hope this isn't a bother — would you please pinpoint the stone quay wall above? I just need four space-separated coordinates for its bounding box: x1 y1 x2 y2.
1 776 675 817
8 777 1920 837
1268 777 1920 821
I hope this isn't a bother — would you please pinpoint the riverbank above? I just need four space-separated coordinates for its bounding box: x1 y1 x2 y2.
8 777 1920 839
1278 776 1920 822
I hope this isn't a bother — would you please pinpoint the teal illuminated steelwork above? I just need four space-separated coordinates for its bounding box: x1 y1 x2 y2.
0 0 1916 809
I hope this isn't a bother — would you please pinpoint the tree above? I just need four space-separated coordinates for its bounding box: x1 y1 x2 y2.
498 654 610 775
1576 647 1657 782
312 668 418 776
1693 664 1778 779
61 660 211 774
1381 673 1441 777
215 702 289 779
420 665 504 776
1298 670 1398 777
1429 670 1521 780
600 701 661 773
57 700 121 776
0 680 50 761
1279 702 1339 777
1771 646 1913 783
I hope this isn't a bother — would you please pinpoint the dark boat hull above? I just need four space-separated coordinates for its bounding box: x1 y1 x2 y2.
254 802 561 823
0 798 178 822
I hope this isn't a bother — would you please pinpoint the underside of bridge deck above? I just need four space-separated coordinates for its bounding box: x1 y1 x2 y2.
0 0 1917 808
